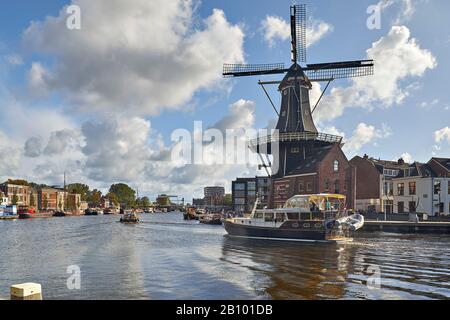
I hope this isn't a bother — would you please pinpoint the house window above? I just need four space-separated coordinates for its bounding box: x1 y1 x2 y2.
333 160 339 172
324 179 329 192
334 180 340 194
291 147 300 153
398 202 404 214
306 182 312 192
409 182 416 195
434 181 441 195
298 183 304 193
397 183 404 196
409 201 416 213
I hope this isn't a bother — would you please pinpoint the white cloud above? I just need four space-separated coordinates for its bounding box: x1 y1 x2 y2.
23 0 245 115
43 129 82 155
5 54 23 66
343 123 392 156
314 26 437 123
213 99 255 132
378 0 417 24
399 152 413 163
81 116 152 182
261 15 332 48
0 131 21 180
434 127 450 144
24 136 44 158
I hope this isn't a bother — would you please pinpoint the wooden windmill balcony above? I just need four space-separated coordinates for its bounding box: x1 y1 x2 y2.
248 132 343 152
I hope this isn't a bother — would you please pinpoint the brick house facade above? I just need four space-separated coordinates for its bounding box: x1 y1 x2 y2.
269 144 355 209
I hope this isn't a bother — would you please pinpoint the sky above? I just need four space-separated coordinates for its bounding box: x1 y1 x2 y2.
0 0 449 201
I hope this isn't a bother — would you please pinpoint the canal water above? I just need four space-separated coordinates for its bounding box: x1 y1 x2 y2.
0 213 449 300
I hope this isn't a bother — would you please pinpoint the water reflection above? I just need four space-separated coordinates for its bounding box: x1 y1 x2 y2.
221 237 354 299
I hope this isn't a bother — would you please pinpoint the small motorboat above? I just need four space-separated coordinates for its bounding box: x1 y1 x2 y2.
200 214 223 225
18 213 32 220
84 209 98 216
53 211 66 217
120 212 140 223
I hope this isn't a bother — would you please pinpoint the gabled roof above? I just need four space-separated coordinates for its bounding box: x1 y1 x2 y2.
286 145 334 176
431 158 450 171
396 162 437 178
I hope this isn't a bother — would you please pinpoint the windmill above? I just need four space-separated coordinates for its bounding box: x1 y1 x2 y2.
223 4 374 179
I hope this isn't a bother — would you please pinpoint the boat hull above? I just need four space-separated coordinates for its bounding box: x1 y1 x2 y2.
223 220 336 243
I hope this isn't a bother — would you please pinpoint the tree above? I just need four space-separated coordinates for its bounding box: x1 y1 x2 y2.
140 196 151 209
43 194 48 210
224 193 232 207
88 189 102 207
66 195 75 211
105 192 119 206
11 192 18 205
67 183 90 201
7 179 30 186
29 192 36 207
109 183 136 208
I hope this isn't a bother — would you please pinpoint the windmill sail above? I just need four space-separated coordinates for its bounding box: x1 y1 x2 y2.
223 63 286 77
291 4 307 63
305 60 374 81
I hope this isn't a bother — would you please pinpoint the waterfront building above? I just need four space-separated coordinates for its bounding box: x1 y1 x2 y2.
393 158 450 216
37 187 81 212
203 186 225 208
0 191 8 206
0 182 31 207
270 144 355 209
192 198 205 207
349 155 410 214
232 176 270 213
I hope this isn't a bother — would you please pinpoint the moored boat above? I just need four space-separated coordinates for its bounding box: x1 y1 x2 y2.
199 213 223 225
84 209 99 216
223 194 364 243
53 211 66 217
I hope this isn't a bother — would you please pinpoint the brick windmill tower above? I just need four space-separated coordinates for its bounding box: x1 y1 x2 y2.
223 4 374 208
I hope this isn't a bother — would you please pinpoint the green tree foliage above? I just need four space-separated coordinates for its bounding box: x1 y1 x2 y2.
43 194 48 210
11 192 18 205
109 183 136 208
105 192 119 206
66 195 75 211
67 183 90 201
7 179 30 186
29 192 36 207
224 193 232 207
88 189 102 207
136 196 151 209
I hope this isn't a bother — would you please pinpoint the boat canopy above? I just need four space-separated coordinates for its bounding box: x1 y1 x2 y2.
284 194 346 211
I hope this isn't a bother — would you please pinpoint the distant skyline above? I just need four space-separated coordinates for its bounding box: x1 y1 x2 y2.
0 0 449 200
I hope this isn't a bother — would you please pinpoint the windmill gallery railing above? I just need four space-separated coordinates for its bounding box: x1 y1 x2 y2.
248 132 343 150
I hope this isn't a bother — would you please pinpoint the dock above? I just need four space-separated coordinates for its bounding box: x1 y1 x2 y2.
362 220 450 234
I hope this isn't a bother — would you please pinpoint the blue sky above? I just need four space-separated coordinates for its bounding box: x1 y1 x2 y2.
0 0 449 199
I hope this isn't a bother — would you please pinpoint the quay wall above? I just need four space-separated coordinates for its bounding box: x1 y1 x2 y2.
362 221 450 234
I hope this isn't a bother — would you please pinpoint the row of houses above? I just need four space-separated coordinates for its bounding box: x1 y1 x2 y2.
0 182 84 212
231 153 450 217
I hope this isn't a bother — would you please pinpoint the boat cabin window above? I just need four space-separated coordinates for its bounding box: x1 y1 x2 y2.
276 213 286 222
287 212 299 220
254 212 263 219
264 212 274 222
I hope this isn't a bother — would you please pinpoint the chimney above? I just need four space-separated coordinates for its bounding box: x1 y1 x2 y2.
398 158 405 165
363 154 369 160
